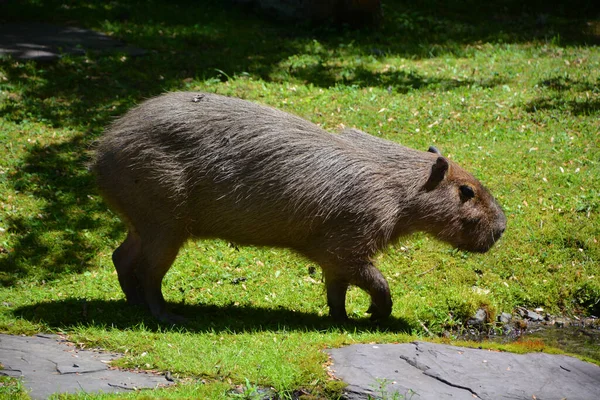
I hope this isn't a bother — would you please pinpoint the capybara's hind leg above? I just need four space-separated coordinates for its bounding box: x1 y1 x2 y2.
137 233 185 324
112 230 144 306
352 263 392 320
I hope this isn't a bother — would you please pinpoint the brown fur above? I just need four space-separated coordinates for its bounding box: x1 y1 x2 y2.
91 92 506 323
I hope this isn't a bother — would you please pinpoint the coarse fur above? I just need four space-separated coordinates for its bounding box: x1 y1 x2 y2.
91 91 506 323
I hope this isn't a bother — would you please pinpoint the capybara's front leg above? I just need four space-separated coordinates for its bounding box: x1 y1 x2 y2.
352 263 392 320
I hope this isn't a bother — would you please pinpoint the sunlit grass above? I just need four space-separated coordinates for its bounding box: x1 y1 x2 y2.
1 0 599 398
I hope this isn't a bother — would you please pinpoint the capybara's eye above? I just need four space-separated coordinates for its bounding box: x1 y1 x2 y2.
459 185 475 200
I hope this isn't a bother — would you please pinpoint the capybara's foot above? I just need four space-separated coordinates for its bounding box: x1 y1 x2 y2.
124 284 145 306
155 310 187 325
329 308 349 322
366 301 392 321
147 298 187 324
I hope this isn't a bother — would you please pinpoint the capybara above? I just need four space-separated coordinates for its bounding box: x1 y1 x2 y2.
91 92 506 323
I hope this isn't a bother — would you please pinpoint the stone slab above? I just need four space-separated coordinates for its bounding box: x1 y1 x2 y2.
0 23 145 61
0 333 172 399
327 341 600 400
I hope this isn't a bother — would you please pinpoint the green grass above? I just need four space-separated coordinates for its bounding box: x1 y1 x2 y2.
1 0 599 398
0 375 29 400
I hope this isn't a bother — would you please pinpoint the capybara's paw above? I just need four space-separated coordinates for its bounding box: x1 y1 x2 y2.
329 308 349 322
124 287 145 307
366 302 392 321
150 304 187 325
156 311 187 325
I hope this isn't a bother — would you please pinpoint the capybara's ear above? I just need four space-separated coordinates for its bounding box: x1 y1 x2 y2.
427 146 442 155
424 156 449 190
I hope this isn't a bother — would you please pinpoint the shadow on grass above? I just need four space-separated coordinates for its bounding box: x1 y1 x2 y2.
0 0 599 287
0 137 123 286
526 97 600 115
526 76 600 115
13 298 412 334
291 65 509 93
538 76 599 92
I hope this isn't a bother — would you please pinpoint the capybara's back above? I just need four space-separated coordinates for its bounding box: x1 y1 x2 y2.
92 92 506 322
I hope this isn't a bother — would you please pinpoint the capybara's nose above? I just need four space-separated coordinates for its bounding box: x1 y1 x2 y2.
495 209 507 239
496 226 505 238
493 220 506 241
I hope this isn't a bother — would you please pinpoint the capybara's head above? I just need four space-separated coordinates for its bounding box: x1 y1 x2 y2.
417 147 506 253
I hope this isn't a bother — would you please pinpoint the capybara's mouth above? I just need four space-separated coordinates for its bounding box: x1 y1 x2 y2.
459 243 492 253
472 244 494 253
466 225 506 253
459 237 500 253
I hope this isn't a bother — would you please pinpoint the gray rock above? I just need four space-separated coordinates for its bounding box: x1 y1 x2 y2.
0 334 173 399
0 23 146 61
327 341 600 400
554 317 568 328
516 307 546 322
498 312 512 324
526 310 545 322
467 308 487 327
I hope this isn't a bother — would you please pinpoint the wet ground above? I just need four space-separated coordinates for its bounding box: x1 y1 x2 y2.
526 323 600 361
458 310 600 362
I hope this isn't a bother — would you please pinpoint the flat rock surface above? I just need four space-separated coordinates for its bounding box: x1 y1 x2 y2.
327 341 600 400
0 23 145 61
0 333 172 399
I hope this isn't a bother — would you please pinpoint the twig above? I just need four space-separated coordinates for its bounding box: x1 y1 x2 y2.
416 266 436 277
418 320 434 337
